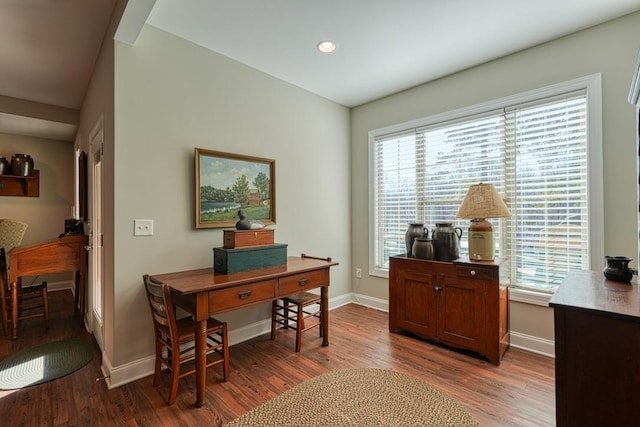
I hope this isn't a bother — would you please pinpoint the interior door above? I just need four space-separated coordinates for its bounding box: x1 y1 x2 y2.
89 119 104 350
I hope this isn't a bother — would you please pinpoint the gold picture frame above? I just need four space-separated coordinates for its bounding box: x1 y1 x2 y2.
195 148 276 229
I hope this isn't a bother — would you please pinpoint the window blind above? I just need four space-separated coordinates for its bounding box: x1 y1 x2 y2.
372 89 590 292
504 92 589 290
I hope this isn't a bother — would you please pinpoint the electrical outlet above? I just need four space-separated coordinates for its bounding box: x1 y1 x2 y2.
134 219 154 236
356 268 362 278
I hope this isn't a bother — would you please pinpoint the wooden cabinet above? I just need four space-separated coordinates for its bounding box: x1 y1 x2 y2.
389 255 509 364
0 170 39 197
549 270 640 427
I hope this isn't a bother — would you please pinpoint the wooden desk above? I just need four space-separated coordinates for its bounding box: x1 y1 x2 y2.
7 234 88 339
549 270 640 426
150 255 338 407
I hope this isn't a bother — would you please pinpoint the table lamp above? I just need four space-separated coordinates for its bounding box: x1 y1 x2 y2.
456 183 511 261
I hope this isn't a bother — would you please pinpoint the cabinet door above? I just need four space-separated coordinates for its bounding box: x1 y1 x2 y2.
438 275 486 353
394 266 438 339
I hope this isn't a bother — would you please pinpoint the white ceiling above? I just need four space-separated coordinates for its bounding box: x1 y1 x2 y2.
146 0 640 107
2 0 640 142
0 0 116 142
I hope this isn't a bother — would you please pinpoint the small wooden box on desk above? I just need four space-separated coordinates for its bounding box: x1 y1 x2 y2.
549 271 640 427
389 255 510 365
223 229 274 248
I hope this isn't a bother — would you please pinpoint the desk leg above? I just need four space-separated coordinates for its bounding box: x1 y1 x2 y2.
193 291 209 407
321 285 329 346
194 318 207 407
10 280 18 339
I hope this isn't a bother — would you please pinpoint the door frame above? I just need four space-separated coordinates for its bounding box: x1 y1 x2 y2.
89 115 105 350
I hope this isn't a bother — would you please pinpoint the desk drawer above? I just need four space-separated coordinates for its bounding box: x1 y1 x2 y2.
279 269 327 295
454 265 495 281
210 279 277 312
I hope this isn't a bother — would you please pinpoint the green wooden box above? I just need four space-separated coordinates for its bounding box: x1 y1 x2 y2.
213 243 288 274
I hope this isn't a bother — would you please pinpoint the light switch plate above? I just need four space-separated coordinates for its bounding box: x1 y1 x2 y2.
134 219 154 236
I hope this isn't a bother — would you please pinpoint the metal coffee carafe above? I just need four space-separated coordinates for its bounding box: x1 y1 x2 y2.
432 222 463 261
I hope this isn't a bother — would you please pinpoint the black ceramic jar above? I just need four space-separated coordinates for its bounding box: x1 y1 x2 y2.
0 157 10 175
603 256 633 283
10 154 34 176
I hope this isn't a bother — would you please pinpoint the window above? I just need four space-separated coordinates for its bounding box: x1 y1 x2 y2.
369 75 603 293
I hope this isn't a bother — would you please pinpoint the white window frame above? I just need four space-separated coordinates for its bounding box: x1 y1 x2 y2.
368 74 603 304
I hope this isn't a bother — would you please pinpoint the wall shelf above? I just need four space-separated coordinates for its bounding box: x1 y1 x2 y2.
0 170 39 197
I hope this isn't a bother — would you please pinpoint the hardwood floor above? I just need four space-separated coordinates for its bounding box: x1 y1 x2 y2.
0 290 555 426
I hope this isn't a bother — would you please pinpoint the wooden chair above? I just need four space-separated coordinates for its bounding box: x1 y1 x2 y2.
0 220 49 335
142 274 229 405
271 291 323 352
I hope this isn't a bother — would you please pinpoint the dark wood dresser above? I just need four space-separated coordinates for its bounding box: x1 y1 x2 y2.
549 270 640 426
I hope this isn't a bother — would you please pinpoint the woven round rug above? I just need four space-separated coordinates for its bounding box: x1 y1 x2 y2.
225 368 479 426
0 339 93 390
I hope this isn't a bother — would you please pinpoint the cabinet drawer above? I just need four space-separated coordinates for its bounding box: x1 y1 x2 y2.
279 269 327 295
210 280 276 312
455 265 495 281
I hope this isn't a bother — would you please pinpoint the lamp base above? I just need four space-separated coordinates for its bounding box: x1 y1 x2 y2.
468 219 494 261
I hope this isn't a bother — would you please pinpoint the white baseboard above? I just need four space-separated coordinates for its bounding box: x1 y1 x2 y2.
101 293 554 388
101 293 352 388
509 331 555 358
328 292 357 310
102 351 156 389
43 280 74 292
347 294 555 358
349 292 389 312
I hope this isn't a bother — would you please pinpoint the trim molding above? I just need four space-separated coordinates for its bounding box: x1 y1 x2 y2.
101 292 554 388
350 292 389 312
509 287 552 307
100 292 356 389
509 331 555 358
629 49 640 104
102 351 155 389
43 280 74 292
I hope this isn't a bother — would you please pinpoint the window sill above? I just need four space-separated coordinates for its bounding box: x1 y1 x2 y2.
509 287 553 307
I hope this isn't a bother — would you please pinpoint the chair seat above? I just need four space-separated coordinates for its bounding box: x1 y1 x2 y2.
284 292 321 305
160 316 225 345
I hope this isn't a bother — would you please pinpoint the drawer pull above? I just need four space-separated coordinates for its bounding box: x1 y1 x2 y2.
434 286 443 291
298 278 308 286
238 291 252 299
470 270 476 276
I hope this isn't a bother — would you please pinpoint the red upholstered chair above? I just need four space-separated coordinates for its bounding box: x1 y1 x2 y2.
271 291 323 352
142 274 229 405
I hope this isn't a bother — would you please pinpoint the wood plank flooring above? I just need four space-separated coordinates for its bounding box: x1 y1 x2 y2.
0 290 555 426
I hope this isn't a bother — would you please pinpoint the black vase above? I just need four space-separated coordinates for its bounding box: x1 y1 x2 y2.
10 154 34 176
405 223 425 257
0 157 10 175
603 256 633 283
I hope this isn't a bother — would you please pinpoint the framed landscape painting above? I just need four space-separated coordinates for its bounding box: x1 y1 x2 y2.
195 148 276 229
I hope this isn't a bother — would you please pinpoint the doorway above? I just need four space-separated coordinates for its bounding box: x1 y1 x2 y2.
89 118 104 350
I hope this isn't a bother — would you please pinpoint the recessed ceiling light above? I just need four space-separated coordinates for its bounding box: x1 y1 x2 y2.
317 40 337 53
